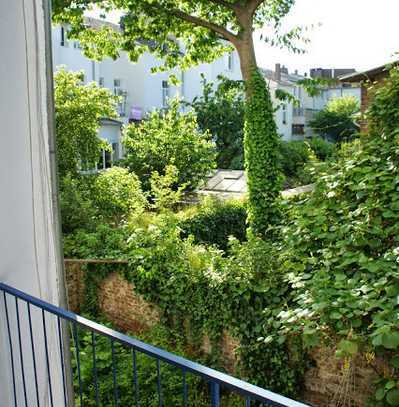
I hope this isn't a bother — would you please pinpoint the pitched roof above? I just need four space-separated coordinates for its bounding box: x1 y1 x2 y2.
339 61 399 83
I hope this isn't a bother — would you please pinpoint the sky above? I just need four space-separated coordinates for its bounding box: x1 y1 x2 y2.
88 0 399 75
254 0 399 74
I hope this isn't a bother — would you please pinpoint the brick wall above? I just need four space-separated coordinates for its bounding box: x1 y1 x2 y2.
64 261 389 406
98 272 160 333
303 346 389 406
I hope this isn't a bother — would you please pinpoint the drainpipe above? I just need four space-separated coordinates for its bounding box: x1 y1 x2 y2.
43 1 75 405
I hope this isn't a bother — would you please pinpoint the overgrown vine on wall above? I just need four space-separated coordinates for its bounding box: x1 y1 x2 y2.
244 68 283 237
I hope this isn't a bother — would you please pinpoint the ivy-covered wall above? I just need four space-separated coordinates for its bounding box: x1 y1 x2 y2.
64 260 390 407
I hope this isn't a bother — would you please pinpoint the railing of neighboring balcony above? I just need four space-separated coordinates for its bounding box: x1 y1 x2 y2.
0 282 310 407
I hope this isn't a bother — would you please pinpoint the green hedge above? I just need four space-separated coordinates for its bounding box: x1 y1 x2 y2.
178 198 247 251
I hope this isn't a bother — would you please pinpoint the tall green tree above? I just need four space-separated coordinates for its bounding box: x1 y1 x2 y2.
53 0 306 235
55 68 118 178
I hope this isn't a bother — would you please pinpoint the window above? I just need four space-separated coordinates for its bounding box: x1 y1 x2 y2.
99 77 105 87
282 104 287 125
99 149 113 170
292 124 305 135
162 80 170 108
73 41 81 49
225 52 233 71
113 79 121 95
112 142 119 161
60 26 66 46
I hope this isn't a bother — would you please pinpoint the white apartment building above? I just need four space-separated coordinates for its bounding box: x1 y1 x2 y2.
52 19 241 166
264 64 361 140
52 19 361 158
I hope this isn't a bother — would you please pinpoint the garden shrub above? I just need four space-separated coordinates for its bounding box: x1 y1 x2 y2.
92 167 147 224
278 138 335 188
178 197 247 251
307 137 336 161
278 140 310 181
63 223 130 259
59 174 98 234
122 98 216 191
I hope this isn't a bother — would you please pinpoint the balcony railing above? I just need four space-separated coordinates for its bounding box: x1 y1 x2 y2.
0 282 310 407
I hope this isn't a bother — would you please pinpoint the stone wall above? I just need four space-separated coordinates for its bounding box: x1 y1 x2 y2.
64 260 388 406
303 346 385 406
98 272 160 333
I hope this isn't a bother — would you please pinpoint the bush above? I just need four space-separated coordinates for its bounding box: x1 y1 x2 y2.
122 98 216 191
278 138 335 187
179 197 247 251
92 167 147 224
59 174 98 234
278 140 310 180
307 137 336 161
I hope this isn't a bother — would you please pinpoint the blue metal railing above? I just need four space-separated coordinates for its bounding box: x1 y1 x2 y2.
0 282 310 407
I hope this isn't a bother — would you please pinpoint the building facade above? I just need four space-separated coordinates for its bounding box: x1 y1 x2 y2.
264 64 361 140
53 20 362 154
52 21 242 164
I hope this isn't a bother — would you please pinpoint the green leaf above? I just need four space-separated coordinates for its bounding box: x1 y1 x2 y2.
387 389 399 406
391 356 399 370
382 332 399 350
376 387 386 401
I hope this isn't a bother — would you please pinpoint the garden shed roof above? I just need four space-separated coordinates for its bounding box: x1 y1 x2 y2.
199 170 314 200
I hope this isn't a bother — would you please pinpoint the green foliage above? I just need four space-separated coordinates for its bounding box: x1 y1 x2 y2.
244 68 283 237
179 197 247 251
278 138 336 187
278 140 311 181
309 96 359 142
59 174 98 234
65 210 306 398
150 165 185 211
122 98 216 191
92 167 147 224
189 76 245 169
265 68 399 405
72 323 212 406
63 223 129 260
367 66 399 136
54 68 118 178
307 136 336 161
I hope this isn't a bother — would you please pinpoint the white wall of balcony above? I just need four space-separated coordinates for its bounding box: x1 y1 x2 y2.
0 1 65 405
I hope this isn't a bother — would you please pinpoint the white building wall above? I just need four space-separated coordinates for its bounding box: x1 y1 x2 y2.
1 1 65 406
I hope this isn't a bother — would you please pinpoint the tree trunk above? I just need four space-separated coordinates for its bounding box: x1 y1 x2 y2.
236 34 258 95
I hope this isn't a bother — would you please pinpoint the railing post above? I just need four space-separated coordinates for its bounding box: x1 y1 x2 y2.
210 382 220 407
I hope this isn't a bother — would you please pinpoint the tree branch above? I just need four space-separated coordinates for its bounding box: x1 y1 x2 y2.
171 8 239 45
247 0 265 16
